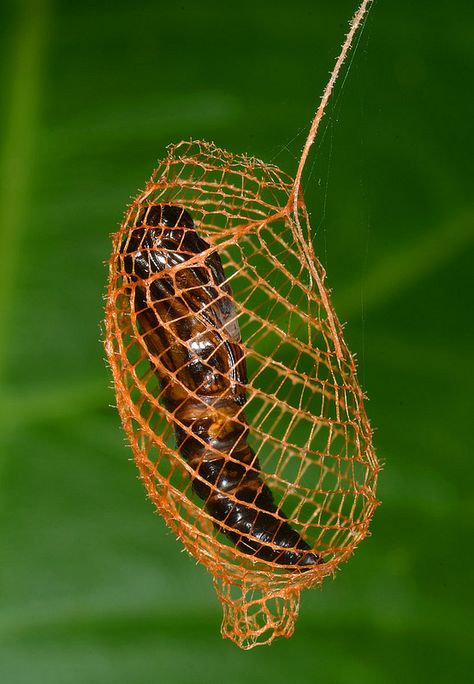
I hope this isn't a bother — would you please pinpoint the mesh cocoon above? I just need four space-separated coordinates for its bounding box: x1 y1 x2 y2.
104 139 379 649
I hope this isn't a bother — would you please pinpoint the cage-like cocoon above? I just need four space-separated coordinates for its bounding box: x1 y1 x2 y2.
105 139 379 648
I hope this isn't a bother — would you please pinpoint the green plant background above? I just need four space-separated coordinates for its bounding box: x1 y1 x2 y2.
1 1 472 682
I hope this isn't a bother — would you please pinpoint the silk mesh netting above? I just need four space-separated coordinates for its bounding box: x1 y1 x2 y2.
104 1 379 650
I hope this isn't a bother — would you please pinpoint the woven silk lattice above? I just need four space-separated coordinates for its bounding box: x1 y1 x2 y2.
104 138 379 648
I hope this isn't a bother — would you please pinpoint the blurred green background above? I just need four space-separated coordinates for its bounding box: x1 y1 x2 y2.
1 0 472 682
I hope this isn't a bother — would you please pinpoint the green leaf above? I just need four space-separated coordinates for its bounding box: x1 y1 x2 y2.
1 0 472 681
